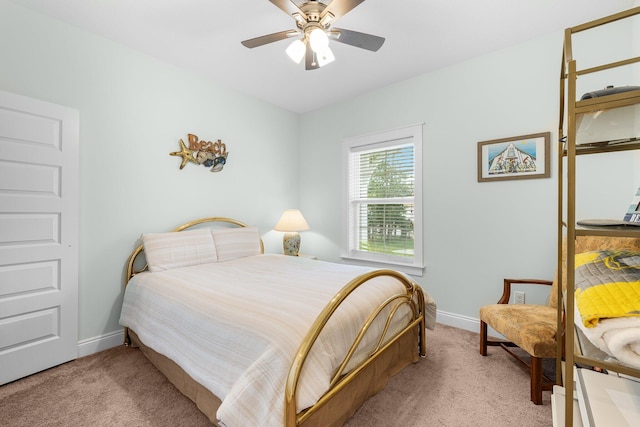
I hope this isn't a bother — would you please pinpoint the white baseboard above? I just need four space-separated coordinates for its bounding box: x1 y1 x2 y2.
435 309 480 333
435 309 506 340
76 311 492 359
77 329 124 358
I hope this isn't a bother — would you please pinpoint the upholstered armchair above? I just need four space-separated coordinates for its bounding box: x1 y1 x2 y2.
479 277 558 405
480 235 640 405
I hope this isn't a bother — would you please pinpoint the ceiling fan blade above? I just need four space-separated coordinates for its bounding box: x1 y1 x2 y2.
241 30 299 48
322 0 366 20
330 28 385 52
268 0 307 20
305 44 319 71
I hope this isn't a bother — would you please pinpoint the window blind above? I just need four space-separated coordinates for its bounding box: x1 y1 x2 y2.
348 141 415 260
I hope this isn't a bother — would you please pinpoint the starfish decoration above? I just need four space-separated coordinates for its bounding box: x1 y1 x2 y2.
169 139 198 169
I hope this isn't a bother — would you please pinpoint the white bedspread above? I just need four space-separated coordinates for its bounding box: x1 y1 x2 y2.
119 254 436 427
575 308 640 369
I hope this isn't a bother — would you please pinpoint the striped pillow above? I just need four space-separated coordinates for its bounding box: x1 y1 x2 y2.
143 228 217 272
211 226 261 262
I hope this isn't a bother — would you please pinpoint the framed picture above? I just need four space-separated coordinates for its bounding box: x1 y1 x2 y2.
477 132 551 182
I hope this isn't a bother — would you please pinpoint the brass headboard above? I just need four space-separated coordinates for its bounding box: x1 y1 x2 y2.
125 216 264 282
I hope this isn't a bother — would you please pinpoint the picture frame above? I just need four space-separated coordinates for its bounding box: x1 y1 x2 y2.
477 132 551 182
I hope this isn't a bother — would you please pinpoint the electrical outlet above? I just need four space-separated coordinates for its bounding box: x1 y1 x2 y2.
514 291 526 304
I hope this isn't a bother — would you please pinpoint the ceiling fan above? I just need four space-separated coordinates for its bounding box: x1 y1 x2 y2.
241 0 385 70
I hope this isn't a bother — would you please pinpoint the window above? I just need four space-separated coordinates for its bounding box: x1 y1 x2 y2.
342 124 424 275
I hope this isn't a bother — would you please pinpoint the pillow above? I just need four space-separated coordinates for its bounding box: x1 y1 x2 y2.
142 228 217 272
211 226 262 262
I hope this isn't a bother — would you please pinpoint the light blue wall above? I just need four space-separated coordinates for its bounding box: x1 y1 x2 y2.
1 0 637 343
298 28 638 325
0 1 299 342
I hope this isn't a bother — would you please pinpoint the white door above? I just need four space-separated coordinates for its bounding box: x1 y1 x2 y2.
0 90 79 385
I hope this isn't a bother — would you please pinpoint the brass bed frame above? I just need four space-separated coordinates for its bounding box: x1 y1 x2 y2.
124 217 427 427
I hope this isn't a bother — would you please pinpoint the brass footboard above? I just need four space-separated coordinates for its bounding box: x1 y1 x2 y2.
286 269 426 427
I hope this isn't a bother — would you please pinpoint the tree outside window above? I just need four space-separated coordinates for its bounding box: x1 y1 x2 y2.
359 148 414 258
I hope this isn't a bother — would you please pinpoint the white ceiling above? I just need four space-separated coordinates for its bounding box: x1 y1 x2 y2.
10 0 636 113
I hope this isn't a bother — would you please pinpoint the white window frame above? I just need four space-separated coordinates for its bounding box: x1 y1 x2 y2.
341 124 424 276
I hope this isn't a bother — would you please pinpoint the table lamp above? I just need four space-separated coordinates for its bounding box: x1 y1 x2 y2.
274 209 309 256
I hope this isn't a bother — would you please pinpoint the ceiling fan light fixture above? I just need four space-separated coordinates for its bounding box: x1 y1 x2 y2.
309 28 329 53
319 12 335 27
316 46 335 67
292 12 306 24
241 0 385 71
286 39 306 64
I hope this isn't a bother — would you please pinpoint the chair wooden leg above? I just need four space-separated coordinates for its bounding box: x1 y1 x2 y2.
480 320 488 356
530 356 543 405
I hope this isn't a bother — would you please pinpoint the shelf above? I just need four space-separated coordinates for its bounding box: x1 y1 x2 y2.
552 385 583 427
558 6 640 427
562 139 640 156
575 368 640 427
575 226 640 238
562 90 640 155
574 355 640 380
573 325 640 378
575 88 640 114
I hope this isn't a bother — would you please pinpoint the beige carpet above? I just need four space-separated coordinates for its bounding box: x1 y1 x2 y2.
0 324 552 427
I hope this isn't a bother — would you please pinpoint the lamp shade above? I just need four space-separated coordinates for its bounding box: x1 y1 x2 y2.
274 209 310 232
316 46 335 67
309 28 329 53
286 39 306 64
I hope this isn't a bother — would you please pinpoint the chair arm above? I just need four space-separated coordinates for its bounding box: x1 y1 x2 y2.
497 278 554 304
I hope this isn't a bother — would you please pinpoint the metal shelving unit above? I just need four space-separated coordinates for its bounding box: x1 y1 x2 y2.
557 6 640 427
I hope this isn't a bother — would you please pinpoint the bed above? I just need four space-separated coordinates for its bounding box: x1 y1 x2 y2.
119 217 437 427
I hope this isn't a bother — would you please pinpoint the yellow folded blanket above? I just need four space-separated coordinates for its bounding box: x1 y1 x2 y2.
574 250 640 328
